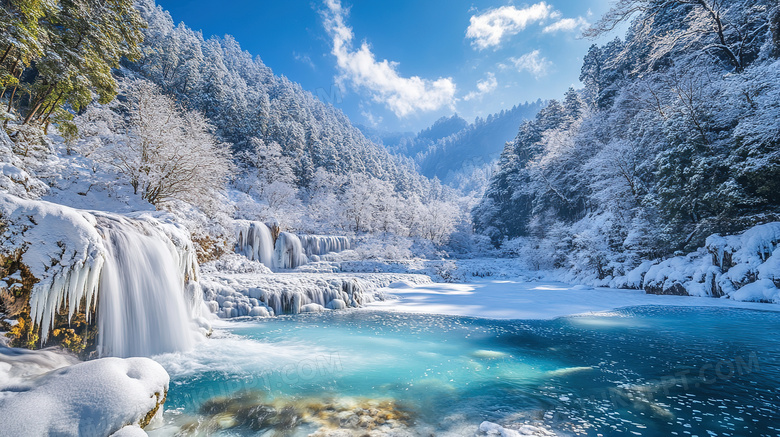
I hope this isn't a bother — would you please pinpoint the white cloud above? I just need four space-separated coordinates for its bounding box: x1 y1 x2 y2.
509 50 552 79
466 2 553 50
361 110 383 127
293 52 316 70
543 16 589 33
321 0 456 118
464 72 498 101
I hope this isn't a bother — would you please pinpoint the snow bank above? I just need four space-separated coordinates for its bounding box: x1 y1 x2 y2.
200 272 431 318
0 347 169 437
615 222 780 303
339 257 536 283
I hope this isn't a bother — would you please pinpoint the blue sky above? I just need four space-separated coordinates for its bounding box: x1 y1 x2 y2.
156 0 621 132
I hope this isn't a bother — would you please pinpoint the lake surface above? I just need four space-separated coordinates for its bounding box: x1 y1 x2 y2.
151 306 780 436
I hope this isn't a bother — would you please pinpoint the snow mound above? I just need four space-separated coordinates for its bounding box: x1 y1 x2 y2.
0 348 169 437
0 347 79 389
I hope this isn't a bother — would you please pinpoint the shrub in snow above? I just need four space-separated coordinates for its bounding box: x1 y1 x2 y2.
75 78 232 209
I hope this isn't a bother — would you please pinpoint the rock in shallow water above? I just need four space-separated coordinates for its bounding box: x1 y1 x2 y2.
174 391 415 436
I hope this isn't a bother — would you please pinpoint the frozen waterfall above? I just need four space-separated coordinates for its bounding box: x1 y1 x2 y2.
235 220 274 268
234 221 351 270
299 235 350 257
273 232 309 270
0 192 205 358
96 218 199 358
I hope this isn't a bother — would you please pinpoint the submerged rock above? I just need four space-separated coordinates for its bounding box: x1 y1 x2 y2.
176 391 415 436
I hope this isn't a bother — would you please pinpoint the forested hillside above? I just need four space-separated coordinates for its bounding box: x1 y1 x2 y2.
1 0 471 261
128 0 423 193
474 0 780 279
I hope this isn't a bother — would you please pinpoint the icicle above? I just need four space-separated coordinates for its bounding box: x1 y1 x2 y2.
30 256 104 344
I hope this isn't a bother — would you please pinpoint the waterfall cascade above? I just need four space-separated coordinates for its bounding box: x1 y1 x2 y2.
273 232 309 270
234 221 351 270
96 217 200 357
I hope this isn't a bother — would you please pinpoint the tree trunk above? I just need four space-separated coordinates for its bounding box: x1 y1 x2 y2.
39 91 65 126
22 84 54 125
6 85 16 111
0 45 11 65
694 0 742 71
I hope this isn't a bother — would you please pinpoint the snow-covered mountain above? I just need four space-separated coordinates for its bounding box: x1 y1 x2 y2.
363 103 543 185
127 0 425 194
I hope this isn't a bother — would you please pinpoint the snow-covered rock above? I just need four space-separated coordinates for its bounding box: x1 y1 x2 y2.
0 348 169 437
618 222 780 303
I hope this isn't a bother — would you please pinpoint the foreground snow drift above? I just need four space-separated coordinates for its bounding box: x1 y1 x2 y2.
0 347 169 437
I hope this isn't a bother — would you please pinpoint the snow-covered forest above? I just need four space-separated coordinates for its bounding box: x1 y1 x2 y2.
474 0 780 285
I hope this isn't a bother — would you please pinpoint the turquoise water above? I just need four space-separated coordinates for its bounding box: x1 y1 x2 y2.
152 306 780 436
